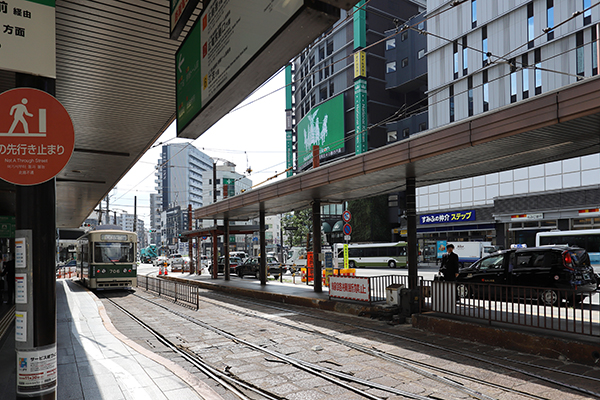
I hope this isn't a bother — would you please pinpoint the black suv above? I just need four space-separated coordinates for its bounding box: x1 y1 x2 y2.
237 256 286 279
456 245 597 306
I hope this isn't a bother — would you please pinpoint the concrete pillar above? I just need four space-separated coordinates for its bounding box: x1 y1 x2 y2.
312 200 322 293
15 73 57 400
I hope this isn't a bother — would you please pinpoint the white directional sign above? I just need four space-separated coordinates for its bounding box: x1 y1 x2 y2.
0 0 56 78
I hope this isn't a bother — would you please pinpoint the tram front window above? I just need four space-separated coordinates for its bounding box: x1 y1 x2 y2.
94 242 134 263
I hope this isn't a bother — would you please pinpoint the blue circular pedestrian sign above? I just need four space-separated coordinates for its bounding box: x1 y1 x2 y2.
342 210 352 222
343 223 352 235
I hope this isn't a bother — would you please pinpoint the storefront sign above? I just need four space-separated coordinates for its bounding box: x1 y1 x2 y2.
510 213 543 220
420 210 476 225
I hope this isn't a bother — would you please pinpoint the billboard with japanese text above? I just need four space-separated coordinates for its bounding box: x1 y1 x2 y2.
297 94 345 169
420 210 476 225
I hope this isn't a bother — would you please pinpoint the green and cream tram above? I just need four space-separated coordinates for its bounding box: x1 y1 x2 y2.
77 226 137 289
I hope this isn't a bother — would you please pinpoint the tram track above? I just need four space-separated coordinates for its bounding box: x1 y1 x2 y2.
100 286 600 400
199 290 600 399
165 287 600 399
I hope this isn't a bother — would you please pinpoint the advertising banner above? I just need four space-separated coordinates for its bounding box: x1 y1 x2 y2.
297 94 345 168
436 240 447 259
0 0 56 78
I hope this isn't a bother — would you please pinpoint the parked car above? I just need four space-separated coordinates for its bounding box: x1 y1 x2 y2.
153 256 167 268
209 256 243 275
169 254 185 272
230 251 247 261
456 245 597 306
237 256 287 279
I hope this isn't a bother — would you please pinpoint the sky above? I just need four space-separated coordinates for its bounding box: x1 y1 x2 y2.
108 69 288 226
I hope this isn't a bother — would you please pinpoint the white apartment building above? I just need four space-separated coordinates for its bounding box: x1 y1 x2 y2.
417 0 600 254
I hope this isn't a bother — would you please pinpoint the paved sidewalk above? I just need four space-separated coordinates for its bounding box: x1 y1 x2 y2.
1 280 225 400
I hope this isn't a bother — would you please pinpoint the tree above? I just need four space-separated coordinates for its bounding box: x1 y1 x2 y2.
282 209 311 247
347 195 390 242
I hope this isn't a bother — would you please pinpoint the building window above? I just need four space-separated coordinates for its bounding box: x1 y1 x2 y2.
584 0 592 25
329 80 335 96
453 41 459 79
510 58 517 103
576 31 585 78
418 21 425 30
324 60 330 78
482 25 488 66
309 55 315 69
320 86 328 102
535 48 542 95
401 58 409 68
522 53 529 99
547 0 554 41
471 0 477 28
528 2 535 49
386 61 397 73
449 85 455 122
418 49 425 59
387 131 397 142
468 76 473 116
319 46 325 60
592 25 598 75
483 69 489 112
310 93 315 108
419 122 427 131
327 40 333 55
401 30 408 41
462 36 468 75
386 38 396 50
402 128 410 138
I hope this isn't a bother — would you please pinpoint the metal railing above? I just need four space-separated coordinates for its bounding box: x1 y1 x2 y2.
422 280 600 337
138 275 200 310
368 275 418 303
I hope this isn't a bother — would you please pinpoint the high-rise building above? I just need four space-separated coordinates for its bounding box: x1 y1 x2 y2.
154 143 213 254
288 0 426 173
155 143 213 211
415 0 600 255
203 161 252 205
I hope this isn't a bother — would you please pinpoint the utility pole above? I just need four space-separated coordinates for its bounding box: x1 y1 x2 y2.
133 196 137 232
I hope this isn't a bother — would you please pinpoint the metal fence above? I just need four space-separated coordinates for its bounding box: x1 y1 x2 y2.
138 275 200 310
368 275 418 303
422 280 600 337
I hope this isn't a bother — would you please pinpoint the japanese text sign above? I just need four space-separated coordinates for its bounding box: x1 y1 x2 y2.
329 276 370 302
420 210 476 225
0 88 74 185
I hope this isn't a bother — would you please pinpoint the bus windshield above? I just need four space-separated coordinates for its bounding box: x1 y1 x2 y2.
94 242 135 263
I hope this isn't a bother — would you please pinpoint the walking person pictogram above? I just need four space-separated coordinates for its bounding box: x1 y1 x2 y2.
8 98 33 134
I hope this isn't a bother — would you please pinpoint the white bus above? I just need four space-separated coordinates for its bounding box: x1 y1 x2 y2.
536 229 600 269
333 242 408 268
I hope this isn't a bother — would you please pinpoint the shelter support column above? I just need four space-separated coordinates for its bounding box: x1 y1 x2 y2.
212 232 218 279
259 209 266 285
15 73 57 400
224 218 230 281
312 200 322 293
406 177 418 289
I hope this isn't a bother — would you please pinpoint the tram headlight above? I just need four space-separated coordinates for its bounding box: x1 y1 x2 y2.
102 269 106 273
123 268 127 273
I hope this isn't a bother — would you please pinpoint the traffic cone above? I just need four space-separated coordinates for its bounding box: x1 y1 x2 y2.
158 266 163 276
164 263 168 276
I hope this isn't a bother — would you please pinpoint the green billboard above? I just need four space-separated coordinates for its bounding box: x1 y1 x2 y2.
296 94 345 168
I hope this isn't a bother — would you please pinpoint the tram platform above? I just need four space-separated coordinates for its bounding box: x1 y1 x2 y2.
0 279 223 400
